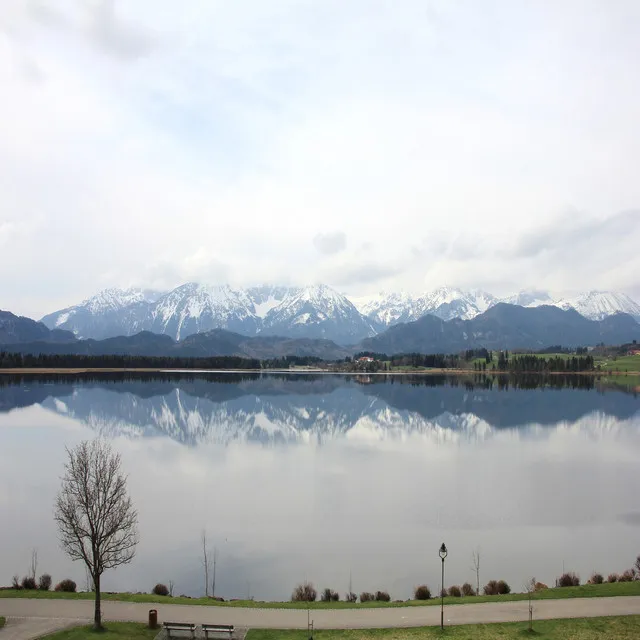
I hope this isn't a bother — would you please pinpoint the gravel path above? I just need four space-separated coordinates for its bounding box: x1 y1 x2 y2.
1 596 639 636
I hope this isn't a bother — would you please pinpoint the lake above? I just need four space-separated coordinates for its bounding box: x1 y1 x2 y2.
1 372 639 601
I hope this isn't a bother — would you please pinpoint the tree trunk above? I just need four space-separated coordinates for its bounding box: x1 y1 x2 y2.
94 573 102 630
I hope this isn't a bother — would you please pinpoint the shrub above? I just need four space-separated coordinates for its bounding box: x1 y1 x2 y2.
439 588 447 598
448 585 462 597
359 592 375 602
534 582 548 591
11 575 21 590
414 585 431 600
496 580 511 595
483 580 499 596
54 579 77 593
461 582 475 596
607 573 618 583
589 573 604 585
558 572 580 587
38 574 52 591
375 591 390 602
619 570 635 582
345 592 357 603
21 576 37 590
291 581 317 602
320 588 339 602
152 583 169 596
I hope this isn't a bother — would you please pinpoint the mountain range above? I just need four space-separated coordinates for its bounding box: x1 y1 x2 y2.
41 284 376 344
40 284 640 345
3 303 640 360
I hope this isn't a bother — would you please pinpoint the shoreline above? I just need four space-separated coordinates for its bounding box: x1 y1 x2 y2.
0 367 638 376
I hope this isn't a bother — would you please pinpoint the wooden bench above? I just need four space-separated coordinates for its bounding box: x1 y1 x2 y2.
202 623 234 639
163 621 196 638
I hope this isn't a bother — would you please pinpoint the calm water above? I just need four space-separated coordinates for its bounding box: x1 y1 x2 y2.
1 373 639 600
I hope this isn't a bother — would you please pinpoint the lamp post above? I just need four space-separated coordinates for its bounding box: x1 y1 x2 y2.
439 543 448 630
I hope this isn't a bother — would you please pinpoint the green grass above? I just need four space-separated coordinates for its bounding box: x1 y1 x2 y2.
37 622 157 639
247 616 640 639
0 616 5 628
595 354 640 372
2 582 640 609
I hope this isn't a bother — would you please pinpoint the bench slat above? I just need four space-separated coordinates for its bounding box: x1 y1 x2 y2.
202 625 234 630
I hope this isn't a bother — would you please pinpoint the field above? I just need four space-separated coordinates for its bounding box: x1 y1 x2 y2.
27 616 640 639
246 616 640 639
595 353 640 372
35 622 157 639
2 581 640 608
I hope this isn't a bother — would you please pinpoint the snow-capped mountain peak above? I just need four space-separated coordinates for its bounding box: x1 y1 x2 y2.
499 289 554 308
82 287 162 314
555 290 640 321
356 287 498 327
261 284 376 343
40 283 640 344
149 283 260 339
246 285 299 318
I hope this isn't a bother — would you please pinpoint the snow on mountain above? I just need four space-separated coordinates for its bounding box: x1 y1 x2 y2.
351 291 416 327
261 284 377 344
246 285 301 318
555 291 640 321
499 289 554 307
41 283 640 344
40 288 163 339
414 287 496 321
82 288 162 313
147 283 261 340
353 287 497 327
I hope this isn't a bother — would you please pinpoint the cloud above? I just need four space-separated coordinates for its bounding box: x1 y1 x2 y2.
323 261 404 287
0 0 639 315
313 231 347 255
89 0 156 60
24 0 156 61
507 210 638 260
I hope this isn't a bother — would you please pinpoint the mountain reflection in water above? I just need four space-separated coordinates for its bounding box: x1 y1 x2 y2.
0 372 637 445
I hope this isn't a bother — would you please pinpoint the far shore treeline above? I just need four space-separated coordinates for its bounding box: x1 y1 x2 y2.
0 348 604 372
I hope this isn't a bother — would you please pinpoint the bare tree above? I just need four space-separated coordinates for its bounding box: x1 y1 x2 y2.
212 546 219 597
202 530 212 597
168 580 175 597
524 577 536 632
471 548 481 596
54 440 139 630
29 548 38 581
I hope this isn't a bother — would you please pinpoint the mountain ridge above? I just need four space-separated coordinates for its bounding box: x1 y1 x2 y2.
41 284 640 345
5 303 640 359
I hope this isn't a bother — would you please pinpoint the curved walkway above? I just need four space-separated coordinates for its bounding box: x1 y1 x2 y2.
1 596 639 635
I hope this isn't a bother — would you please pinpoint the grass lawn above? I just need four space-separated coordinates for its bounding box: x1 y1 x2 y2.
247 616 640 639
2 582 640 609
37 622 157 639
0 616 5 628
595 354 640 373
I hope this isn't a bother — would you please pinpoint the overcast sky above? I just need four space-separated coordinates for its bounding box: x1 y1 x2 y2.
1 0 639 318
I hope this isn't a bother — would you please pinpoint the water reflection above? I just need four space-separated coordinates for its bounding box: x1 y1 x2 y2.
0 373 638 445
0 373 639 601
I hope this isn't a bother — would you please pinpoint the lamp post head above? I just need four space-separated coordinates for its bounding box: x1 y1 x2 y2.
439 543 448 560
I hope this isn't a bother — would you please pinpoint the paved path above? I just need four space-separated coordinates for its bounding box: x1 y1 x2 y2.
1 596 639 636
0 616 82 640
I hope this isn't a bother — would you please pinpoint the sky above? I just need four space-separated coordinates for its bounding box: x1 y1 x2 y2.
1 0 639 318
